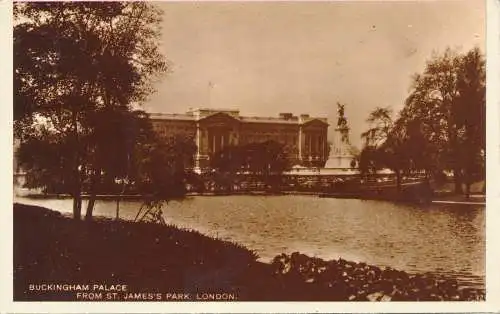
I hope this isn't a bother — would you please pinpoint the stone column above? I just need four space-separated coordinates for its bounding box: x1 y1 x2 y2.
312 133 316 160
213 130 220 154
233 129 239 146
306 133 312 159
212 131 217 154
195 123 201 169
196 123 201 155
319 134 323 160
298 126 303 161
320 135 325 161
209 130 214 155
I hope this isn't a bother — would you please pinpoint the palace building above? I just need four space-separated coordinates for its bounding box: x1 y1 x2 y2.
150 108 329 171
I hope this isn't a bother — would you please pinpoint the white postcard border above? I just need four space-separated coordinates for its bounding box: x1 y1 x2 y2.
2 0 499 313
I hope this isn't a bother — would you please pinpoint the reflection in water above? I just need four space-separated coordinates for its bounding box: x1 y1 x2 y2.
15 195 485 288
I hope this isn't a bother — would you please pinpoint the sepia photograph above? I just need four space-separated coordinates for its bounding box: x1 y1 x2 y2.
7 0 497 310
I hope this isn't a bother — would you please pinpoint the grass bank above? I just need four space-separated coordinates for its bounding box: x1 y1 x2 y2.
13 203 484 301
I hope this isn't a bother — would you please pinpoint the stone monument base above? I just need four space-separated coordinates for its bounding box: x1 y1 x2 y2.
324 155 353 169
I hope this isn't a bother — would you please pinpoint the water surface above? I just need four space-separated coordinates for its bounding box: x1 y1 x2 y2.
15 195 485 288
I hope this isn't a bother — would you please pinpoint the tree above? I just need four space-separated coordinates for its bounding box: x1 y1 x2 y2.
455 47 486 197
82 108 154 219
126 132 197 224
209 145 245 191
135 134 197 199
360 47 486 196
357 145 381 176
403 47 485 194
359 107 392 185
210 140 290 191
211 145 245 175
14 2 168 219
16 123 74 195
359 106 413 191
361 107 393 147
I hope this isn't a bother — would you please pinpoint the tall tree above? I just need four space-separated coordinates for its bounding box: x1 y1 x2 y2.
360 47 486 196
455 47 486 197
14 2 167 219
210 140 290 191
361 107 393 147
82 108 154 219
359 107 405 189
135 134 197 200
403 47 485 194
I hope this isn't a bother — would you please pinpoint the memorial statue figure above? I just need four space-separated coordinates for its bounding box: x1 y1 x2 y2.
336 102 350 144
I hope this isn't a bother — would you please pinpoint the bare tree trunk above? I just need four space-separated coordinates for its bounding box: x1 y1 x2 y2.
71 109 82 220
464 169 472 200
395 169 402 193
116 199 120 220
73 194 82 220
116 154 130 220
453 168 463 195
447 112 463 195
85 171 98 221
85 196 96 220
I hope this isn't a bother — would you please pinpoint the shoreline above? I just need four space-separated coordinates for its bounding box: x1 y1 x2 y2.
13 203 485 301
15 190 486 206
14 199 486 288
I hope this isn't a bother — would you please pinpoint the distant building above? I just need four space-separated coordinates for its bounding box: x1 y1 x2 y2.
150 108 329 171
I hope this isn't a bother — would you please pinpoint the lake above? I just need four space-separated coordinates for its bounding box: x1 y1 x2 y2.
14 194 485 289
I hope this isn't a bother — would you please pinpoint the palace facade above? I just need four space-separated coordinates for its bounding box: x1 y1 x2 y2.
150 108 329 170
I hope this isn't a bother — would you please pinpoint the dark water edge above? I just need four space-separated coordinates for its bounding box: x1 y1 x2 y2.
14 194 485 290
13 203 485 301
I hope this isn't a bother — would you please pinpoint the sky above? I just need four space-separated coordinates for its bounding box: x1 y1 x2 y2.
143 0 485 148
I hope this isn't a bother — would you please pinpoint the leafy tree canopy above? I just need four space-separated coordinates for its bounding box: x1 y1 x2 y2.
14 2 172 219
359 47 485 195
211 140 290 175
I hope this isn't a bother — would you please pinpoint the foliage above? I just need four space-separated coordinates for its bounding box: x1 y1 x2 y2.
135 134 197 200
361 107 393 147
210 145 245 175
211 140 290 176
358 145 382 175
14 2 170 219
359 107 402 179
14 2 166 121
16 125 73 193
455 47 486 192
210 140 290 190
359 47 485 195
401 47 485 194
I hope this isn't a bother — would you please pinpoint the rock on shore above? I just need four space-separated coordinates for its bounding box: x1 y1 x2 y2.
270 252 485 301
